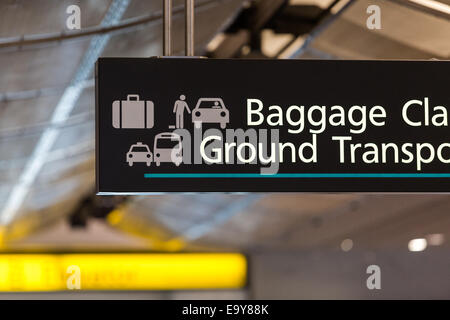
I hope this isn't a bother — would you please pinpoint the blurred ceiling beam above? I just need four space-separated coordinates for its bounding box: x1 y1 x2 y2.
393 0 450 19
0 0 235 51
298 0 450 60
208 0 350 58
268 1 341 35
288 0 356 58
245 0 288 31
207 0 289 57
307 18 446 59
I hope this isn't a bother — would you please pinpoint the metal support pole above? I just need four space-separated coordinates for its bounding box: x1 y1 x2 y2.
163 0 172 56
185 0 194 56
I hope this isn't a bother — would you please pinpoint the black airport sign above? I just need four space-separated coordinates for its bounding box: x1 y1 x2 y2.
96 58 450 193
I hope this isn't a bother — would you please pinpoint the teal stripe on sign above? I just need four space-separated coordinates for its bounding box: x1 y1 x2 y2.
144 173 450 178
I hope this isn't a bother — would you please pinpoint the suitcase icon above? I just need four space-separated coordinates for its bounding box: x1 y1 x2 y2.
112 94 154 129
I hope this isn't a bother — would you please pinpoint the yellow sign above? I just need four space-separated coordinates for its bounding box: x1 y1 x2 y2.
0 253 247 291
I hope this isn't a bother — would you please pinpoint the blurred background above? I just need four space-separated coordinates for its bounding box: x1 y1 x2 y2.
0 0 449 299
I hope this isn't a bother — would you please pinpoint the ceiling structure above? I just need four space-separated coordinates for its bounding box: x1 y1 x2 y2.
0 0 449 256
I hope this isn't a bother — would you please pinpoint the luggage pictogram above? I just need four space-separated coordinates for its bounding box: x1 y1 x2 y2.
112 94 154 129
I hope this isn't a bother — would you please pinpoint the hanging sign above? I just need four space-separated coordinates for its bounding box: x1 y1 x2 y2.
96 58 450 193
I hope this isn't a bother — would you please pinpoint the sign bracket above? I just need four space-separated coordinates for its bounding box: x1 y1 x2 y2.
162 0 195 57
